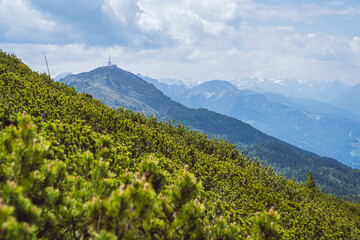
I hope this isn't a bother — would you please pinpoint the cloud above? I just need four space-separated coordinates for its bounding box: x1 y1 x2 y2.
351 36 360 66
1 0 360 85
306 4 359 17
27 0 141 46
137 0 243 44
351 36 360 53
304 32 352 61
102 0 140 26
0 0 77 43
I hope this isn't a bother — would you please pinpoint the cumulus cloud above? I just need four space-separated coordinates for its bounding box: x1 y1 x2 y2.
304 32 352 61
1 0 360 84
251 2 360 22
26 0 141 46
102 0 140 26
0 0 76 43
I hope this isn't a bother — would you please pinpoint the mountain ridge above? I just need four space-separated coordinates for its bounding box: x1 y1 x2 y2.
61 66 279 145
231 77 350 102
59 64 360 197
142 76 360 168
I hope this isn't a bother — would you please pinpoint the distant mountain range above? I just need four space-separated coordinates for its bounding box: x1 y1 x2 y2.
231 77 351 102
139 76 360 168
135 74 351 103
60 65 360 198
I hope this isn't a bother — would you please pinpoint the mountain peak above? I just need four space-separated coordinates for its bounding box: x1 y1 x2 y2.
59 65 181 118
193 80 240 97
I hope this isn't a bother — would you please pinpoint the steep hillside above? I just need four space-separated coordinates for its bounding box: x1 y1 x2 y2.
2 50 360 239
61 66 168 117
244 142 360 198
60 65 360 197
60 66 279 145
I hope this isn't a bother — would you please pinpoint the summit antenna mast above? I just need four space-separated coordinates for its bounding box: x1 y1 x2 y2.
108 53 112 66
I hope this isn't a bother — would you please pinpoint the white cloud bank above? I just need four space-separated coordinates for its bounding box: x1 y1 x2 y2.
0 0 77 43
0 0 360 84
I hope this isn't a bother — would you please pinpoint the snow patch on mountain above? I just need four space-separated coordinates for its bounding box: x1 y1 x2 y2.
205 92 215 98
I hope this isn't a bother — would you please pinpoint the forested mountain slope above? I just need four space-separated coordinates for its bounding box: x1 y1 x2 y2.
2 50 360 239
146 79 360 168
243 142 360 198
61 64 360 198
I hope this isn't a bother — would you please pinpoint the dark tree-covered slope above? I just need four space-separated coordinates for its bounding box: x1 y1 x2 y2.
244 142 360 198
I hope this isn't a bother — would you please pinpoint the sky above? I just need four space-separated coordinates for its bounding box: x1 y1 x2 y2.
0 0 360 85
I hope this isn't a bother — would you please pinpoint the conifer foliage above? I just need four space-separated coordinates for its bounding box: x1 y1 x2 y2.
0 113 236 239
1 50 360 239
